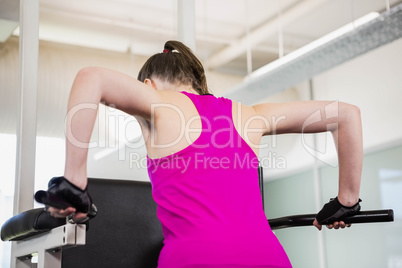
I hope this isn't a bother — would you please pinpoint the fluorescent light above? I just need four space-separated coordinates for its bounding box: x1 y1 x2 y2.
224 3 402 105
247 12 380 81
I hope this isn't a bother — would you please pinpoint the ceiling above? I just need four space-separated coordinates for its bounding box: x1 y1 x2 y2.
4 0 399 75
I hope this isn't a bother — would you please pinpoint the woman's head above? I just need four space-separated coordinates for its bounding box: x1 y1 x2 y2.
137 40 210 95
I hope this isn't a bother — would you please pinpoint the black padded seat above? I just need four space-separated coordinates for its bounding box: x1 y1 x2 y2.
62 178 164 268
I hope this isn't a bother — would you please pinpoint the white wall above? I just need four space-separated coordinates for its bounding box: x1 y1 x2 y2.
313 38 402 151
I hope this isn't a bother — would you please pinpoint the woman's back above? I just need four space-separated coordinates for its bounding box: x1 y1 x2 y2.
144 89 263 159
147 91 291 268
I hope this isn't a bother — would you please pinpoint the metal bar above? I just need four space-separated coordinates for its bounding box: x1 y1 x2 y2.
13 0 39 214
258 164 265 211
12 1 39 265
268 209 394 230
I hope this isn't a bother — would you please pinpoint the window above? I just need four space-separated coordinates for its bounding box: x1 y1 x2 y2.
0 134 16 268
0 135 65 268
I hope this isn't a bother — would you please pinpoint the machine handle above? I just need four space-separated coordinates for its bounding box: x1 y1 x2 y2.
268 209 394 230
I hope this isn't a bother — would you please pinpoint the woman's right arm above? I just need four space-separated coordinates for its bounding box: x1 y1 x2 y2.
44 67 163 221
64 67 159 189
46 67 160 220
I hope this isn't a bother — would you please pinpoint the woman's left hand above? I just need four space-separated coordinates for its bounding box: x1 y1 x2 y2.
313 219 352 231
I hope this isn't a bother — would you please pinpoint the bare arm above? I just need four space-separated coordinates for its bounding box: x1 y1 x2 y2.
64 67 159 189
46 67 160 219
253 101 363 229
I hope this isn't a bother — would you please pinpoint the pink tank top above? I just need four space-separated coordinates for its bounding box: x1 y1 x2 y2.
147 92 292 268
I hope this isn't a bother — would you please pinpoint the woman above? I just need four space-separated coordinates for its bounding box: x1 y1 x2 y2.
35 40 363 267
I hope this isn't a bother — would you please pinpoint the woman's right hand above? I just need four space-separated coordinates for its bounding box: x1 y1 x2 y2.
47 206 76 218
47 206 90 223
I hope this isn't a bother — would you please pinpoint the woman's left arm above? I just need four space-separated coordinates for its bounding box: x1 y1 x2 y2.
253 101 363 230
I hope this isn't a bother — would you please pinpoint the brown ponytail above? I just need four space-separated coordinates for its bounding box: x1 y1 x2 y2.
137 40 210 95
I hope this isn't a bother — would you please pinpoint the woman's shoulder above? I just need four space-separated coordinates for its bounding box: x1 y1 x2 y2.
230 99 258 117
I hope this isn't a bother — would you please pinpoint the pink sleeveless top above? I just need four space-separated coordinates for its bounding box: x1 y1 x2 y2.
147 92 292 268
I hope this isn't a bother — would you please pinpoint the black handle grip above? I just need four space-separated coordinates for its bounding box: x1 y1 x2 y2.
268 209 394 230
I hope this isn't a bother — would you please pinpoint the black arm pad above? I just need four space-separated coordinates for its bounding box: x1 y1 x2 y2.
1 208 66 241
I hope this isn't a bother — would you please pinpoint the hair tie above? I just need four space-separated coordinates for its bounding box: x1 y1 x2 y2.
162 49 179 54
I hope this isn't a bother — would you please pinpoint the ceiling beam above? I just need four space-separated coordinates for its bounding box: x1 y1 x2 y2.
205 0 329 70
178 0 196 51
